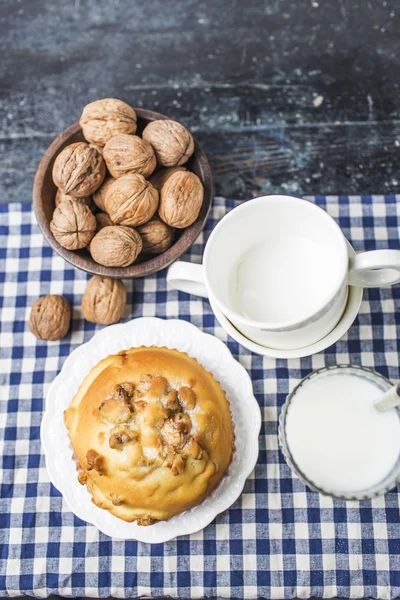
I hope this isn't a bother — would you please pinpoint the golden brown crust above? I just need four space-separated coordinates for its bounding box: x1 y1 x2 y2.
64 346 233 524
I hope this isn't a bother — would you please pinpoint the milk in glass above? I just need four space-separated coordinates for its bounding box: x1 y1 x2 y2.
285 369 400 494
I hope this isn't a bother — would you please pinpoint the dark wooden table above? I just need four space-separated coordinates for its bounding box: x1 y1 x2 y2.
0 0 399 203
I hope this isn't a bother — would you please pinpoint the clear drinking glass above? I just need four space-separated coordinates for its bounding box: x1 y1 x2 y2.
279 365 400 500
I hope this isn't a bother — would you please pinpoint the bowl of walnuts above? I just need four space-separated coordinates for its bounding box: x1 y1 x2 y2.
32 99 213 278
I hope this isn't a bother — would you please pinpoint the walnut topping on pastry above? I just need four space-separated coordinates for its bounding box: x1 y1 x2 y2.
143 400 170 428
186 437 203 460
137 454 156 467
115 382 135 398
99 397 132 424
161 445 185 475
136 517 158 527
160 412 191 448
164 389 181 411
110 493 124 506
77 471 88 485
173 412 192 433
147 376 168 398
109 425 138 449
178 386 197 410
86 449 105 473
160 418 185 448
99 382 135 423
171 453 185 476
133 400 147 412
161 445 176 468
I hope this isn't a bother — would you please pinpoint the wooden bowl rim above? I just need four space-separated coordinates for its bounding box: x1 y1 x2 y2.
32 108 213 279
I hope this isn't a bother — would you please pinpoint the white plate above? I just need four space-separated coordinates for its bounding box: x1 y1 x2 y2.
211 244 363 359
41 317 261 543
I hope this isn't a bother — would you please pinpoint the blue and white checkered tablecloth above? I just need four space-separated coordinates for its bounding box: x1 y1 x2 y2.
1 196 400 599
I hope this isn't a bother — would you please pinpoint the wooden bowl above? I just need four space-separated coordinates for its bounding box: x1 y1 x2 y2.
32 109 213 278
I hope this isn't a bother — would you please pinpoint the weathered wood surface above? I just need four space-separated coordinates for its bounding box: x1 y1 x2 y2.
0 0 399 202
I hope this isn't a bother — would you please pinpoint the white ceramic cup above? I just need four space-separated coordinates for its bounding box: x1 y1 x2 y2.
167 195 400 350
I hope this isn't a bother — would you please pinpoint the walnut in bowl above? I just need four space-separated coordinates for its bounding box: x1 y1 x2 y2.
33 108 212 278
103 134 156 179
104 174 158 227
137 217 174 255
52 142 105 197
79 98 137 148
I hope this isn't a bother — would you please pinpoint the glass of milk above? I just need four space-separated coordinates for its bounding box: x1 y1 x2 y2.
279 365 400 500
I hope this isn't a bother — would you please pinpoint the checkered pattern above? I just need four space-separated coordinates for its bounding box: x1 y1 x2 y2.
1 196 400 599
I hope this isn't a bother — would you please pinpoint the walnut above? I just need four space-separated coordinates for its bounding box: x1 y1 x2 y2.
29 295 71 341
89 226 142 267
107 382 135 406
50 198 96 250
159 170 203 229
115 382 135 397
171 453 185 476
142 120 194 167
80 98 137 147
143 400 169 428
55 189 93 209
161 419 185 448
161 444 186 475
95 212 114 231
160 413 190 448
82 276 127 325
164 390 180 411
109 425 138 449
77 471 87 485
162 445 176 468
186 437 203 460
137 517 158 527
90 143 104 155
134 400 147 412
173 412 192 432
110 493 124 506
52 142 106 197
99 397 132 424
86 449 105 473
146 376 168 398
103 134 156 179
150 167 187 192
178 386 197 410
104 174 159 226
93 176 116 211
137 216 174 255
107 381 134 400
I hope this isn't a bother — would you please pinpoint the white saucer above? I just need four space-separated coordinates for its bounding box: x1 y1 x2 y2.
210 236 363 360
41 317 261 543
211 286 362 359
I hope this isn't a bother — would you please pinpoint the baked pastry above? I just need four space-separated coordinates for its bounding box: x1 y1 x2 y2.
64 346 233 525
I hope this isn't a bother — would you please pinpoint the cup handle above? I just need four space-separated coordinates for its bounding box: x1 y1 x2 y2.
167 262 209 298
348 250 400 287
